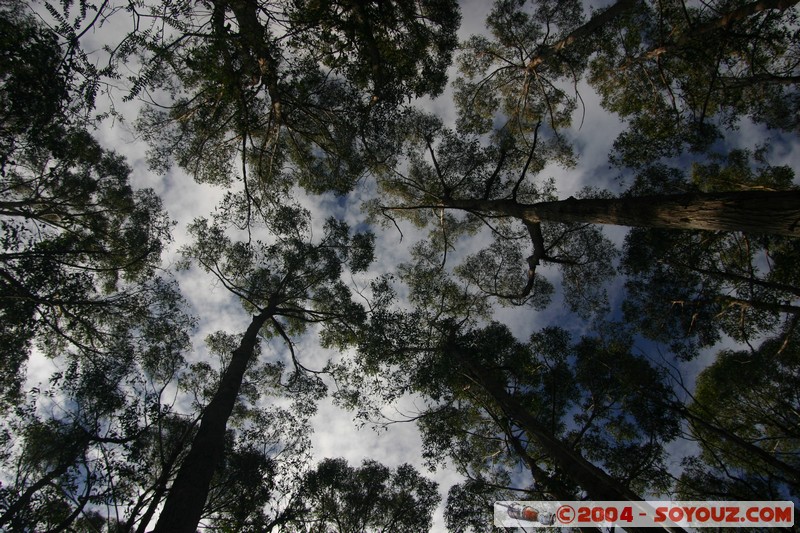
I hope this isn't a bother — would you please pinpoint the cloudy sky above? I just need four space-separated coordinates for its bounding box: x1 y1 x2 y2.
21 0 800 530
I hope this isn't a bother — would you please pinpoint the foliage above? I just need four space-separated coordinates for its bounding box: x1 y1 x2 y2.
134 0 460 196
181 200 374 345
334 291 681 506
4 0 800 530
621 151 800 358
0 280 195 531
285 457 440 532
0 6 173 404
678 327 800 501
590 0 800 167
372 111 616 317
454 0 593 135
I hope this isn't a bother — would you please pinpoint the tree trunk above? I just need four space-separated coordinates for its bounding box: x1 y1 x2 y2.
152 310 271 533
632 0 800 62
504 428 606 533
131 436 189 533
442 190 800 237
527 0 639 71
0 463 71 529
672 401 800 487
464 359 687 533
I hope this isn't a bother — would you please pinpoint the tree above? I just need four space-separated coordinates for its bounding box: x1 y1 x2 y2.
619 152 800 358
153 199 375 532
454 0 800 168
332 269 683 530
285 457 440 532
590 0 800 166
133 0 459 196
328 11 800 454
3 1 457 530
0 6 172 404
288 0 460 104
448 326 680 511
7 0 800 530
677 327 800 501
0 275 194 531
454 0 639 136
369 112 800 335
390 0 800 312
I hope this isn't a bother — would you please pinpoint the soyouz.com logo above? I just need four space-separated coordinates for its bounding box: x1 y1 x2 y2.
494 501 795 528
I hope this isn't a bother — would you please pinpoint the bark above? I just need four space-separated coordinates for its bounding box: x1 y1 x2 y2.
152 310 271 533
633 0 800 62
463 359 688 533
438 190 800 237
0 463 71 529
505 428 585 504
219 0 282 121
672 402 800 487
526 0 640 71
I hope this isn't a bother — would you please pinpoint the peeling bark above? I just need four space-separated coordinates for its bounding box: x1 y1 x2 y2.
437 190 800 237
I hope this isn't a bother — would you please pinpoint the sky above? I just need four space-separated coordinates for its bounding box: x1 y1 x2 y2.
17 0 800 531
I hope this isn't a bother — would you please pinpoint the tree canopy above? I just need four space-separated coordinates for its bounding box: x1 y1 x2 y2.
2 0 800 530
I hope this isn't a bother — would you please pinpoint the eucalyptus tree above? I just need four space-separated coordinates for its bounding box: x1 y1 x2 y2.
412 0 800 286
454 0 800 166
184 327 341 533
371 111 800 331
0 212 340 533
590 0 800 166
152 196 375 533
283 457 440 533
454 0 639 136
133 0 460 197
0 277 194 532
0 6 173 404
331 258 682 531
336 319 683 531
620 152 800 358
677 327 800 501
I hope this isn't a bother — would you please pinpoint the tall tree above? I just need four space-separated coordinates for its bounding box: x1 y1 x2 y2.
153 199 374 533
332 267 682 530
455 0 800 168
370 113 800 332
621 152 800 357
0 6 172 404
454 0 639 136
677 327 800 501
133 0 459 196
590 0 800 166
403 0 800 312
0 277 194 531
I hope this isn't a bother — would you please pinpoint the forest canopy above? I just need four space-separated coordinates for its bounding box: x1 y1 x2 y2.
1 0 798 531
